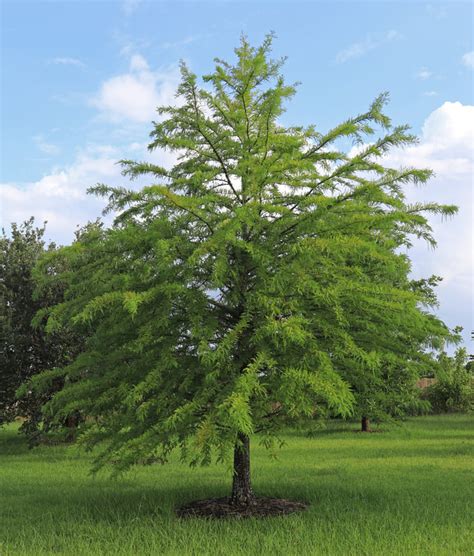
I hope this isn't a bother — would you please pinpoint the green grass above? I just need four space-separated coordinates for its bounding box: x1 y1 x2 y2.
1 415 473 556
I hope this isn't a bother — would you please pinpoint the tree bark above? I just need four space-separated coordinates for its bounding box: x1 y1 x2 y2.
361 416 371 432
230 432 255 505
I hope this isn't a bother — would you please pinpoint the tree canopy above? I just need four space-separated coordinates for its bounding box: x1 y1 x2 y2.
0 219 80 439
29 35 457 506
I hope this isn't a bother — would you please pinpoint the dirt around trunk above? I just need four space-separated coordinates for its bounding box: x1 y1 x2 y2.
177 433 307 518
176 496 308 519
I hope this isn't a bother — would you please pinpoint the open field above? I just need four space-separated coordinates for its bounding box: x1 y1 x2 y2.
1 415 473 556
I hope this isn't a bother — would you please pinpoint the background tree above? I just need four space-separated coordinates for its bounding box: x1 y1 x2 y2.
334 274 457 432
468 330 474 371
30 36 456 513
425 348 473 413
0 219 81 442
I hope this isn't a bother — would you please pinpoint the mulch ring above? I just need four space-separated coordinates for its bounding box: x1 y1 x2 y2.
176 497 309 519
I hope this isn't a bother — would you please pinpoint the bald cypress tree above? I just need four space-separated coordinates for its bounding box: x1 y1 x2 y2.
31 36 456 513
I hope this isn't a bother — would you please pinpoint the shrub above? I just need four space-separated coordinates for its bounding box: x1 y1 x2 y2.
425 348 473 413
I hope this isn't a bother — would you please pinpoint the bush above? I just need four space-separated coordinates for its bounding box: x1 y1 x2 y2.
425 348 473 413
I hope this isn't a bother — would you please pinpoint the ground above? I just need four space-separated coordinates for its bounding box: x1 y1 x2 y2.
1 415 473 555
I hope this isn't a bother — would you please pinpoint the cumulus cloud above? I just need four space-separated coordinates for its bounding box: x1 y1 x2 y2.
386 102 473 174
1 149 118 243
462 51 474 69
90 54 180 123
335 30 402 64
2 53 181 244
384 101 473 344
0 144 177 245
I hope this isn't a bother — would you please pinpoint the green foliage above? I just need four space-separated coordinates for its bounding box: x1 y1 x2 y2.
0 218 83 442
425 348 474 413
0 220 69 434
34 36 456 473
0 219 46 425
335 273 457 425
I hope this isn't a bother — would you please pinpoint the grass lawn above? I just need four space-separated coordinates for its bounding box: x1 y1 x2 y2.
1 414 473 556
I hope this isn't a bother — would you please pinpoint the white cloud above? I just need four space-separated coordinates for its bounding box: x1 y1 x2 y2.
383 101 474 344
33 135 61 156
462 51 474 69
0 144 177 245
422 91 438 97
1 149 118 244
417 67 432 80
385 102 473 175
49 57 85 68
90 54 180 123
421 102 473 152
335 30 402 64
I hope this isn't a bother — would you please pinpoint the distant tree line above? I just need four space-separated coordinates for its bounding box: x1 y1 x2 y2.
0 219 84 443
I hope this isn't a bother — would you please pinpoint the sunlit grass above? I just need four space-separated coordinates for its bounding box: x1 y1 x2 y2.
1 414 473 555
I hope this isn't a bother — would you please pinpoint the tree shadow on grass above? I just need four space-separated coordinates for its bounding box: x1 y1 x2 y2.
306 444 473 460
289 415 474 438
2 465 236 520
2 460 472 540
0 429 31 455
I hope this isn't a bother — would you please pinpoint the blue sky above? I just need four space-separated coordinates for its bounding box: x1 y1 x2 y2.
1 0 473 348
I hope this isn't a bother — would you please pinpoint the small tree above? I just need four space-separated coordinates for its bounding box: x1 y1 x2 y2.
426 348 474 413
32 36 456 513
0 219 81 441
336 276 456 431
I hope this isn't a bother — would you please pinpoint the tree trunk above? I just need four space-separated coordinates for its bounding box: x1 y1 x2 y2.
361 416 371 432
230 433 255 505
65 412 80 442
